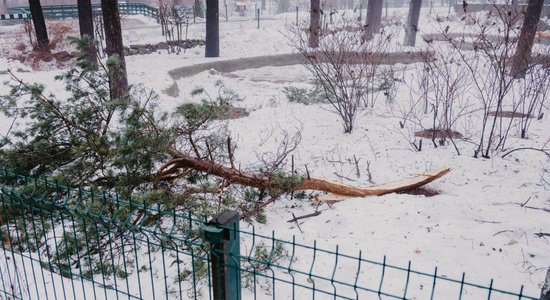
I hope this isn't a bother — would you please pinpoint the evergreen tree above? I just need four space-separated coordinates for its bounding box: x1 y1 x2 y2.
101 0 128 99
77 0 97 65
1 56 171 199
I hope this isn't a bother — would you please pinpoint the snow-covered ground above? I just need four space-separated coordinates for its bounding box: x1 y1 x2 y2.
0 4 549 299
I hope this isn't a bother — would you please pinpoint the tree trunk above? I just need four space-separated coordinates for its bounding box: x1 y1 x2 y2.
205 0 219 57
101 0 128 99
510 0 544 78
277 0 290 13
28 0 49 48
194 0 204 18
541 267 550 300
365 0 383 40
77 0 97 66
309 0 320 48
1 0 7 14
404 0 422 46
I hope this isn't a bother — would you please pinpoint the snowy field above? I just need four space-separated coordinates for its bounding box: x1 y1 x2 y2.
0 4 549 299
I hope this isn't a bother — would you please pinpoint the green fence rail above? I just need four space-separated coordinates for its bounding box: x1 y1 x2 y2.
7 2 159 21
0 168 545 299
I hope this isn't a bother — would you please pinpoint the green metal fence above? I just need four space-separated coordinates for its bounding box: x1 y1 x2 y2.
0 168 545 299
7 2 159 21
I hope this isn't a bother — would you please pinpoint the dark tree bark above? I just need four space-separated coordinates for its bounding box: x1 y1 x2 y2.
365 0 383 40
194 0 204 18
404 0 422 46
77 0 97 65
309 0 320 48
28 0 49 48
101 0 128 99
510 0 544 78
541 267 550 300
205 0 219 57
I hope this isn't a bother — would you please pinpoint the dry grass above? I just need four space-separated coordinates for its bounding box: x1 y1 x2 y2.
7 20 78 70
414 129 463 139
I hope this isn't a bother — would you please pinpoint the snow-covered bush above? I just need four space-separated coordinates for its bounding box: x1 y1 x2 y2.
286 12 396 133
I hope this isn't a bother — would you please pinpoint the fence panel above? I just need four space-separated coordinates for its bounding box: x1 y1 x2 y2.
0 169 544 300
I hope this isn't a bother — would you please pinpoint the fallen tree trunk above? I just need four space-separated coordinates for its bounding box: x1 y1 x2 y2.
162 147 450 197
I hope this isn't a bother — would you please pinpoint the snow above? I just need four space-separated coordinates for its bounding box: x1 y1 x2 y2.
0 4 549 299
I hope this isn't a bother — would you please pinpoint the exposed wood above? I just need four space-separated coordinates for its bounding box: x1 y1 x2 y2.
315 168 451 202
163 147 450 198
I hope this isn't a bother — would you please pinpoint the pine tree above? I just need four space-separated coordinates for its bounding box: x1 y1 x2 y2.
28 0 49 48
77 0 97 65
101 0 128 99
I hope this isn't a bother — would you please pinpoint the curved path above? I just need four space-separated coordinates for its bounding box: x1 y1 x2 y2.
168 51 431 80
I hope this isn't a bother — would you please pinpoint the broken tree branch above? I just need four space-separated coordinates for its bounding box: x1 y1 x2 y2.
163 147 450 198
287 211 322 223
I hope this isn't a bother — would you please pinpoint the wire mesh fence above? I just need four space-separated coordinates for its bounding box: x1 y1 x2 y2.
0 168 544 300
6 3 160 20
0 168 212 299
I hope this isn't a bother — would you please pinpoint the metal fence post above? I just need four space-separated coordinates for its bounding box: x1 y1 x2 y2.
201 210 242 300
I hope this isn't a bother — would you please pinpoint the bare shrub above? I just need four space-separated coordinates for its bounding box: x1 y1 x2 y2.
509 64 550 139
438 1 534 158
159 0 193 54
47 22 74 48
407 46 472 150
286 12 395 133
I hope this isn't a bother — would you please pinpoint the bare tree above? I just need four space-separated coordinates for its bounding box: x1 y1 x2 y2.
510 0 544 78
159 0 192 54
